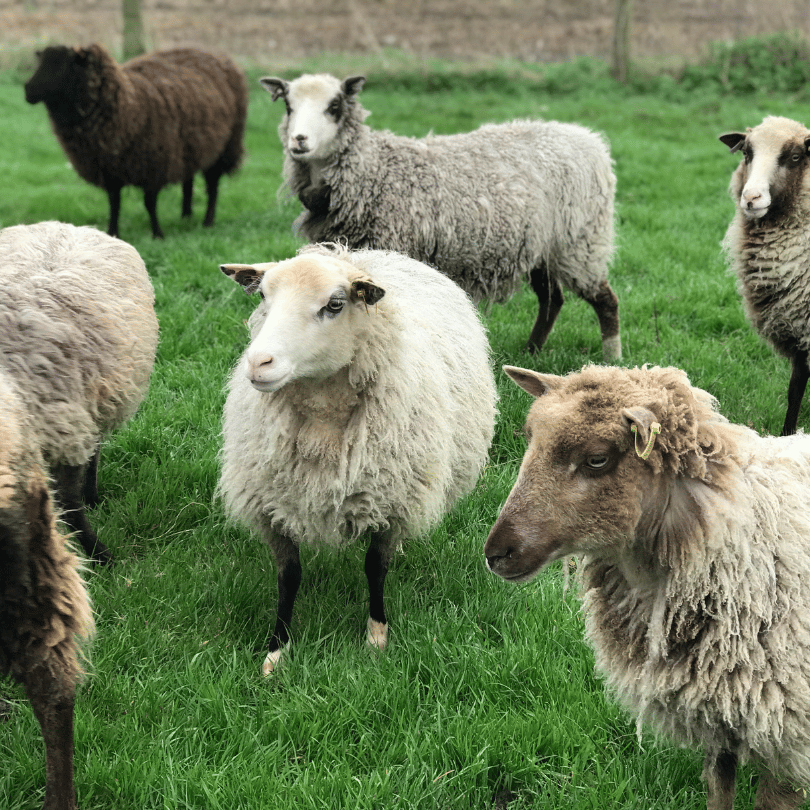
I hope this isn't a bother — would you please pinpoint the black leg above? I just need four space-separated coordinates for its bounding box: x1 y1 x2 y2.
181 178 193 218
527 263 564 354
143 187 164 239
51 462 112 566
782 351 809 436
703 749 737 810
82 447 100 509
264 534 301 674
105 183 122 238
581 279 622 361
202 167 223 227
24 666 77 810
365 533 395 650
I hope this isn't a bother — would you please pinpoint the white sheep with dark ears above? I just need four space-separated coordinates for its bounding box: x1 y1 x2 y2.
719 115 810 435
260 72 621 360
217 243 497 675
486 362 810 810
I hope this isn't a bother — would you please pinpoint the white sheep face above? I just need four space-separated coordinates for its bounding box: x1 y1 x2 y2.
282 75 345 162
221 254 385 393
722 116 810 221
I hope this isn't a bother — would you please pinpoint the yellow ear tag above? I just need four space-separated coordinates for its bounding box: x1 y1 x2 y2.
631 422 661 460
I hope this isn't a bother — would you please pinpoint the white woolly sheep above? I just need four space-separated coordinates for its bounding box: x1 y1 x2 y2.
485 362 810 810
260 73 621 360
720 115 810 436
218 243 497 674
0 221 159 565
25 44 248 239
1 368 94 810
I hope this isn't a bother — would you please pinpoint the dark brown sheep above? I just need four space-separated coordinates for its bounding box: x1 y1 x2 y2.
25 44 248 239
1 371 94 810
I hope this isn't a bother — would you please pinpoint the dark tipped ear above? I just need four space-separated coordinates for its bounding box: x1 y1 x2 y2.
221 263 265 295
503 366 562 399
259 77 289 102
342 76 366 97
805 136 810 154
719 131 746 153
72 45 89 66
350 278 384 306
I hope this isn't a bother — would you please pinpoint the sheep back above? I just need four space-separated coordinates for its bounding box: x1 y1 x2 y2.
29 44 247 193
0 221 158 467
284 115 616 304
219 246 497 548
0 369 93 686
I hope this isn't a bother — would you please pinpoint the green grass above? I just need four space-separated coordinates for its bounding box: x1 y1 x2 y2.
1 46 808 809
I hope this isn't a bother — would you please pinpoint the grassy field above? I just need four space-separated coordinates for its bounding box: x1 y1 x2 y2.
1 43 810 809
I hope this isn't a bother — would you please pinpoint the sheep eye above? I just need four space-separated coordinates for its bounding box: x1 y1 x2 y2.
321 297 345 318
585 454 609 470
326 99 342 119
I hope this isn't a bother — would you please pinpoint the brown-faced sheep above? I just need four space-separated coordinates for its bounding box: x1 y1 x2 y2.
719 115 810 436
0 221 159 565
25 44 248 239
1 368 94 810
486 363 810 810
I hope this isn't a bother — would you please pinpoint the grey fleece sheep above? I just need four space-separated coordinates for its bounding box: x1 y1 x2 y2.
25 44 248 239
218 243 497 674
486 362 810 810
261 73 621 360
0 221 159 564
720 115 810 436
1 368 94 810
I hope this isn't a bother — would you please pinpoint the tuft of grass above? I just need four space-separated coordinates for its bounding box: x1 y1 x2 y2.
1 39 808 808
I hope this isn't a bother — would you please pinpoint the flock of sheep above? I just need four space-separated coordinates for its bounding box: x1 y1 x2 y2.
4 40 810 810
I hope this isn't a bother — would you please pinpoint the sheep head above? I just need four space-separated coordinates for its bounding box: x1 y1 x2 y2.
221 251 384 393
720 116 810 222
260 73 366 162
485 364 727 583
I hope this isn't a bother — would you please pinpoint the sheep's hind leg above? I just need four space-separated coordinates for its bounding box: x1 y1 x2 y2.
781 351 809 436
104 181 122 239
23 664 77 810
263 534 301 675
181 178 193 218
526 263 564 355
51 462 112 566
582 279 622 361
753 768 804 810
703 749 737 810
365 532 395 652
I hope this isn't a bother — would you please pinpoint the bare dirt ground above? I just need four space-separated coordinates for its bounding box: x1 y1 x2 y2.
3 0 810 67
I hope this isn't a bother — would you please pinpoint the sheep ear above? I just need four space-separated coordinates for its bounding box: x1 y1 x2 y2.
342 76 366 96
221 263 265 295
719 132 746 153
621 406 658 448
259 77 289 102
503 366 562 399
805 136 810 155
350 278 385 306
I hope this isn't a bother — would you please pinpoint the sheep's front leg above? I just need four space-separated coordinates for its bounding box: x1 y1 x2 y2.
264 533 301 675
181 178 193 218
753 768 804 810
51 462 112 566
24 665 77 810
782 350 809 436
365 533 395 652
104 180 122 239
704 749 737 810
143 186 165 239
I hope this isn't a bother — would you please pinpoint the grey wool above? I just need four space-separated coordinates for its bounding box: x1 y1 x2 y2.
261 73 621 359
0 221 158 564
25 44 248 239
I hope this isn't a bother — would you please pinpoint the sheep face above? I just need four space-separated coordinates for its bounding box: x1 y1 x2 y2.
221 254 384 393
485 366 660 583
260 73 365 162
720 116 810 222
24 45 83 105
